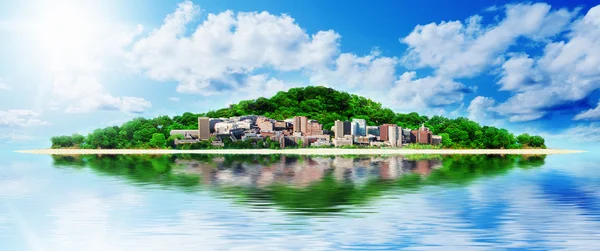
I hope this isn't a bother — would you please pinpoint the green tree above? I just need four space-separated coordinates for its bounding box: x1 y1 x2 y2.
149 133 167 148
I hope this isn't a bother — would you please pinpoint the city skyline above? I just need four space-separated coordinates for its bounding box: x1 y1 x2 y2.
1 0 599 151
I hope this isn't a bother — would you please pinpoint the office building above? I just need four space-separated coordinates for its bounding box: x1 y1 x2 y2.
198 117 210 140
352 118 366 136
388 125 402 147
379 124 397 142
293 116 308 134
343 121 351 136
334 120 344 138
350 121 358 136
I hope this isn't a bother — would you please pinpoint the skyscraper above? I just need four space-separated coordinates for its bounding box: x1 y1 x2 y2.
343 121 351 136
334 120 344 139
198 117 210 140
350 121 358 136
293 116 308 134
352 118 366 136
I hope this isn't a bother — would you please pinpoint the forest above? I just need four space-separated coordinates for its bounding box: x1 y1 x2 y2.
50 86 546 149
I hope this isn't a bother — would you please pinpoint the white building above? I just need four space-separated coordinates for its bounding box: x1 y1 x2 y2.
388 126 403 147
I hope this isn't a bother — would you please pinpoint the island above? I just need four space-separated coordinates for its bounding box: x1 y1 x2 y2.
26 86 578 155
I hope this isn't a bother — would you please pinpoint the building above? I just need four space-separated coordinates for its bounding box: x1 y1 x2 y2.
352 118 366 136
334 136 353 147
257 117 274 132
170 130 199 139
214 122 237 134
241 133 263 141
388 125 403 147
379 124 397 142
305 120 324 136
410 124 432 144
402 129 412 144
198 117 210 140
209 118 223 133
432 135 442 145
334 120 344 138
293 116 308 134
343 121 351 136
274 121 289 130
350 121 358 136
366 126 380 136
355 135 375 145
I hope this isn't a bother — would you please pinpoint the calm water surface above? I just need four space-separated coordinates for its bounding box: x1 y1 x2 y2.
1 152 599 250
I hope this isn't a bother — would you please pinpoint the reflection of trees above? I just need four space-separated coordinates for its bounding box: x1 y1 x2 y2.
52 154 546 215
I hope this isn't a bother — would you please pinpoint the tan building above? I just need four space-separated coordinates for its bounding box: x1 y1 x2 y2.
257 117 274 132
293 116 308 134
198 117 210 140
334 120 344 138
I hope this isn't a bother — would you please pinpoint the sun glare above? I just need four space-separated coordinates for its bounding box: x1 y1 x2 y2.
30 1 105 72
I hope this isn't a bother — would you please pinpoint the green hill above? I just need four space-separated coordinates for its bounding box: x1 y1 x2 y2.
50 86 546 149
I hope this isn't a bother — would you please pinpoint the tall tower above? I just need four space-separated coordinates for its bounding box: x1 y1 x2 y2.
334 120 344 139
198 117 210 140
293 116 308 134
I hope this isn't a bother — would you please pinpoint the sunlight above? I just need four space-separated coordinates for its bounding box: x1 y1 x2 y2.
30 1 105 72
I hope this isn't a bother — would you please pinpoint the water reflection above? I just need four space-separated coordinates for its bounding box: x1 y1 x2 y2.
51 154 546 215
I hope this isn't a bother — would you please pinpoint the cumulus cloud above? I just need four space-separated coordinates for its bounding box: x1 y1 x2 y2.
493 5 600 122
468 96 496 121
0 110 50 127
309 50 398 92
388 72 469 112
129 0 340 95
168 97 180 102
51 73 151 114
401 3 577 78
574 100 600 121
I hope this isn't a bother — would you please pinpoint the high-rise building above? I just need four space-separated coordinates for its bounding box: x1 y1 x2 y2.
350 121 358 136
343 121 351 136
334 120 344 138
388 126 402 147
379 124 396 141
352 118 366 136
293 116 308 134
198 117 210 140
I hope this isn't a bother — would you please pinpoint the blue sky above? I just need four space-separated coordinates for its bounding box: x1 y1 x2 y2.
1 0 600 150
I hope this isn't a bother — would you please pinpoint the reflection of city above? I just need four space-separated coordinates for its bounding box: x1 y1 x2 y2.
175 156 442 188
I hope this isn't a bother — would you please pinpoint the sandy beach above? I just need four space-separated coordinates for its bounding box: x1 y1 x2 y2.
14 148 586 155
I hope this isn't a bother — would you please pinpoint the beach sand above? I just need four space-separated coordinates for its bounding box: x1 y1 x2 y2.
14 148 586 155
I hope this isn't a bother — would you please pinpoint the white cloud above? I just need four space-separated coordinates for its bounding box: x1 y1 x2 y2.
558 123 600 142
401 3 577 78
493 5 600 121
129 0 340 95
168 97 180 102
0 131 35 143
388 72 468 112
52 73 151 114
309 50 398 92
0 110 50 127
574 101 600 121
468 96 496 121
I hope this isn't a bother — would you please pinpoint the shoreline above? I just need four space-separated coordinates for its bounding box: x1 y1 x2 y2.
14 148 586 155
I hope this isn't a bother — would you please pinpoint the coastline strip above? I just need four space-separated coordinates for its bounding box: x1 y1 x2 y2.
14 148 586 155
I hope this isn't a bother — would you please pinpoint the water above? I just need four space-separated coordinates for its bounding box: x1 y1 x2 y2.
1 152 599 250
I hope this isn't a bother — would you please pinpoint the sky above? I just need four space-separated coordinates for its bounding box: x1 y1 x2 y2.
1 0 600 151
